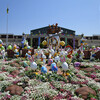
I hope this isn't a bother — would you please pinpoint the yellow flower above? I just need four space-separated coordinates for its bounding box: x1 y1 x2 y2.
62 74 67 77
54 52 57 57
35 72 38 75
16 55 19 57
0 44 2 47
62 74 65 77
66 73 70 76
51 56 53 59
24 46 27 49
35 53 38 56
58 52 60 55
41 58 43 61
84 43 87 45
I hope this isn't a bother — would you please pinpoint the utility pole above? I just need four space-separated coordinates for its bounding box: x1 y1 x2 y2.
6 7 9 50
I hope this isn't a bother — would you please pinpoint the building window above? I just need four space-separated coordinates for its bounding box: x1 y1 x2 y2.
90 37 92 40
32 38 38 48
8 35 13 38
75 40 78 48
14 36 16 38
41 37 45 42
86 37 88 39
1 35 6 38
67 39 73 47
18 36 22 38
16 36 18 39
27 38 30 45
93 36 98 40
60 38 65 41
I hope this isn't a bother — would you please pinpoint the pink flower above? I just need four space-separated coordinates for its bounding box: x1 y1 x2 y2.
81 76 86 79
60 59 64 62
7 75 13 77
13 75 17 78
13 80 19 84
21 96 27 100
91 74 96 79
3 71 7 72
76 70 79 73
25 90 31 94
2 67 5 70
75 67 80 70
25 67 28 71
6 95 11 98
91 98 97 100
60 89 65 92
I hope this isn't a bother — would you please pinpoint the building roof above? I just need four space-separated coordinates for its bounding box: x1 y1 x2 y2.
0 33 13 35
31 25 75 35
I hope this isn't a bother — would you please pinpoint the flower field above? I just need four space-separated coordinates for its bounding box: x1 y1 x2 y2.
0 58 100 100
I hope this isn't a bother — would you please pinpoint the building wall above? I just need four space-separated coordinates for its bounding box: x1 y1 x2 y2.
84 35 100 47
0 34 22 46
85 40 100 47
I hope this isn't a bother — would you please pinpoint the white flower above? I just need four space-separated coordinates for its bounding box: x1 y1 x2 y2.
10 95 21 100
63 83 80 92
20 76 29 82
17 82 23 85
96 73 100 78
71 96 84 100
20 70 24 73
86 76 100 89
0 91 11 99
0 81 12 91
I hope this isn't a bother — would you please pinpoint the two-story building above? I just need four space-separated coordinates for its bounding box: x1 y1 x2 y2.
84 35 100 47
0 33 22 46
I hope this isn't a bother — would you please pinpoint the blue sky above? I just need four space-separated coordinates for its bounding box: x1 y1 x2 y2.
0 0 100 36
